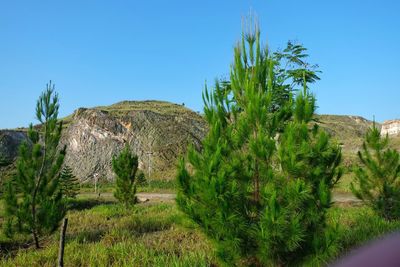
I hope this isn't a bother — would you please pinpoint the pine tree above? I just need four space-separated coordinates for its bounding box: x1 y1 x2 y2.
59 165 79 199
0 153 10 196
3 82 66 248
351 123 400 221
136 170 147 186
0 154 10 167
112 144 138 206
176 23 342 266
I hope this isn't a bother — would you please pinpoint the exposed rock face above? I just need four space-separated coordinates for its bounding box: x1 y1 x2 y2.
0 130 28 161
60 101 207 182
0 130 28 188
381 120 400 136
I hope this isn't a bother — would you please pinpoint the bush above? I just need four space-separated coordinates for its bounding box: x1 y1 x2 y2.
59 165 80 199
351 123 400 220
136 170 147 186
112 144 138 206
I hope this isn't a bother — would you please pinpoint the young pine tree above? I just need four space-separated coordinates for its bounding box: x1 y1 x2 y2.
176 24 342 266
351 123 400 221
136 170 147 187
59 165 80 199
3 82 66 248
0 154 10 167
112 144 138 206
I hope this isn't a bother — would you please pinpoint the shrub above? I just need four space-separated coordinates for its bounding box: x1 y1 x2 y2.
136 170 147 186
112 144 138 206
351 123 400 220
59 165 80 199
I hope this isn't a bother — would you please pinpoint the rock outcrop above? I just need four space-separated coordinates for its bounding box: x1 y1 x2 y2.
0 130 28 188
60 101 207 182
381 120 400 136
0 130 27 161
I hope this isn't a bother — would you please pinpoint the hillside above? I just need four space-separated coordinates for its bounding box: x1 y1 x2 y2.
0 101 207 184
1 102 397 185
315 115 377 167
60 101 207 182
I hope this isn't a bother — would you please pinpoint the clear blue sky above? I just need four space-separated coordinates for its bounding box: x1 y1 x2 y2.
1 0 399 128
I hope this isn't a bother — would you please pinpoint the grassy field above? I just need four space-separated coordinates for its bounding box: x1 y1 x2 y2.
1 190 400 266
0 197 215 267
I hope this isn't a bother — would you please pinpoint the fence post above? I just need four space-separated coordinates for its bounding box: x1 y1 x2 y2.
58 217 68 267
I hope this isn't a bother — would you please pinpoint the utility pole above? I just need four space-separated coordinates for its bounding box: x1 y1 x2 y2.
93 173 100 197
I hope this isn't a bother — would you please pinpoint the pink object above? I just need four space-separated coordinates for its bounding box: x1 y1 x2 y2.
332 232 400 267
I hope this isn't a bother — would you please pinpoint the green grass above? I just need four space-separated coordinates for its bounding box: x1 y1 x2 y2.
2 192 400 266
78 179 176 194
137 179 177 193
334 172 354 194
0 199 215 266
329 206 400 254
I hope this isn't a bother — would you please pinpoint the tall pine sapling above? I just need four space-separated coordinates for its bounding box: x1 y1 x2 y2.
176 22 342 266
3 82 66 248
112 144 138 206
351 123 400 221
59 165 79 199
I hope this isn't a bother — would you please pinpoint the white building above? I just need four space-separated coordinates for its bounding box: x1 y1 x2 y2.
381 120 400 136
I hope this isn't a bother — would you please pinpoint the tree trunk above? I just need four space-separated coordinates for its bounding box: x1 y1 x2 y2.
33 230 40 249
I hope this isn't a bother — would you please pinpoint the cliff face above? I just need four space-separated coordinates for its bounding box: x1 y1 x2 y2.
0 101 207 183
381 120 400 136
60 101 207 182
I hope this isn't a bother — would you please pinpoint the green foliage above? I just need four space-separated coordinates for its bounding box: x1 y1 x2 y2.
0 154 11 197
2 82 66 248
136 170 148 186
330 206 400 253
3 198 400 266
350 123 400 220
1 201 216 266
0 154 10 167
177 23 342 266
59 165 80 199
112 144 138 206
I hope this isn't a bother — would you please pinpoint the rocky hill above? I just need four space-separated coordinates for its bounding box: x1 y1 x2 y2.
60 101 206 182
1 101 398 184
0 101 207 183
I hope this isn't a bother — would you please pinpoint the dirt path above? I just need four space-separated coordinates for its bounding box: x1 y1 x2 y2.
333 192 361 205
80 192 360 205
